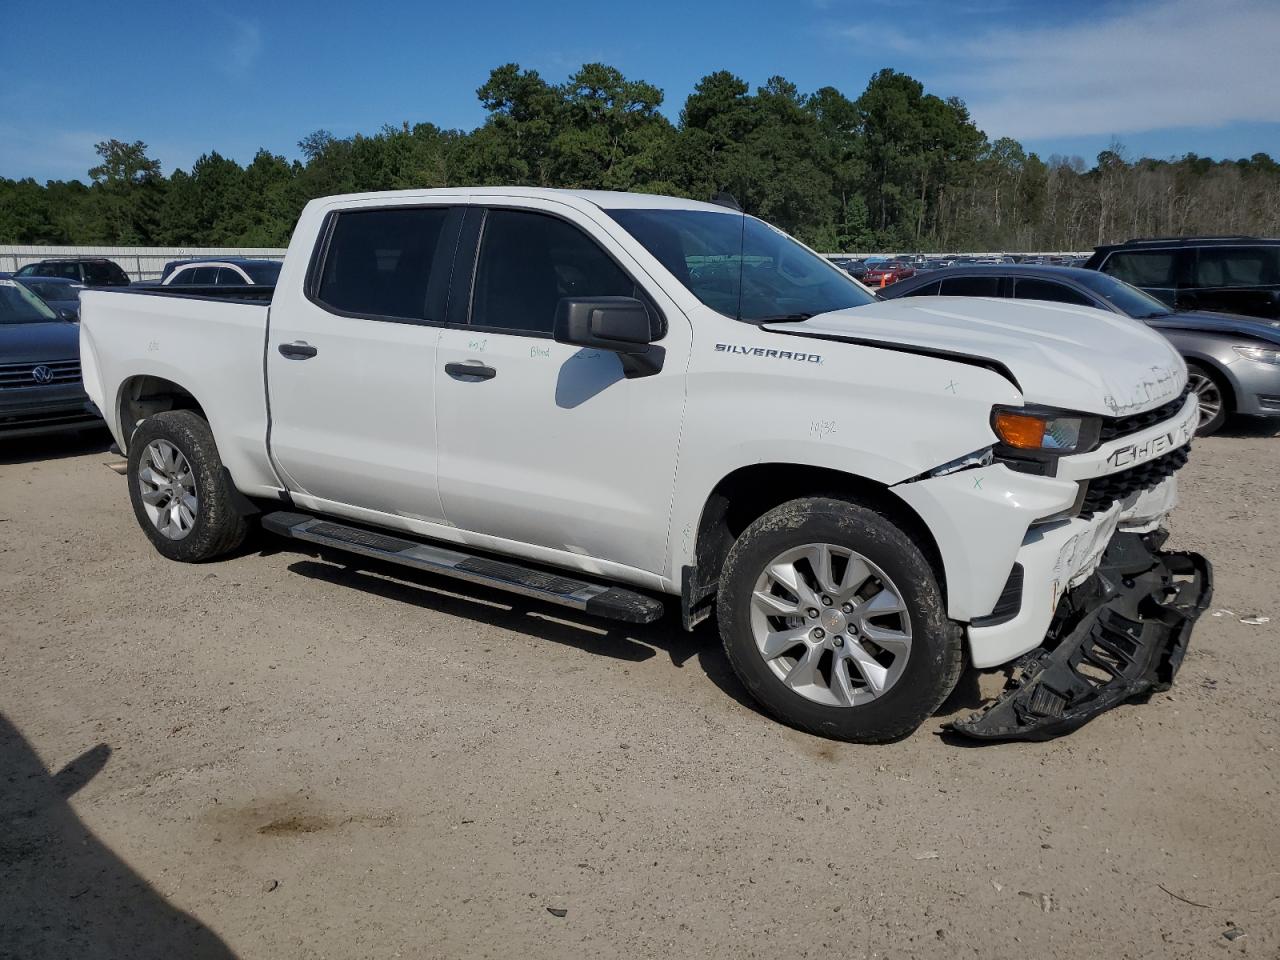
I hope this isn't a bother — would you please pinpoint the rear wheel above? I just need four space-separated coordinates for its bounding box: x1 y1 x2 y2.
1187 363 1229 436
126 410 248 562
717 497 962 743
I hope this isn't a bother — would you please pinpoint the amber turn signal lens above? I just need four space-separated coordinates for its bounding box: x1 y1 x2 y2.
993 411 1047 449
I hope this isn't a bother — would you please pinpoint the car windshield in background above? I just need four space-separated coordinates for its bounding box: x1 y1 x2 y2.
1075 271 1172 319
608 209 876 322
243 261 282 284
22 280 81 302
0 283 59 323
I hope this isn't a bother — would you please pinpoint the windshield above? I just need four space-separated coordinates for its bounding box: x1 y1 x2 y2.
608 209 876 321
1076 271 1172 318
0 282 59 323
21 280 80 302
242 261 282 284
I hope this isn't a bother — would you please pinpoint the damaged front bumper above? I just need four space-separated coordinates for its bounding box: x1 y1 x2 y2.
949 529 1213 741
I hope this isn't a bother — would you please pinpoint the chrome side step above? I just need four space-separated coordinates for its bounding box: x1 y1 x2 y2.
260 511 665 624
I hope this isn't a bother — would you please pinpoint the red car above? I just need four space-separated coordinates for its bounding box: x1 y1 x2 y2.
862 260 917 286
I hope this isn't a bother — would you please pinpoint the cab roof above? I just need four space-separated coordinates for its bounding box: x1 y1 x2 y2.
313 186 736 215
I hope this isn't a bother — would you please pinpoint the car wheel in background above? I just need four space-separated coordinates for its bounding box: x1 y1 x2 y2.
1186 363 1229 436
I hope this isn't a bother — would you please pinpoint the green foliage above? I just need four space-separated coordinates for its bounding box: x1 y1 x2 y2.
3 65 1279 251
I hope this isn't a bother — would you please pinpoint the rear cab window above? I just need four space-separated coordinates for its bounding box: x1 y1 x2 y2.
312 206 454 322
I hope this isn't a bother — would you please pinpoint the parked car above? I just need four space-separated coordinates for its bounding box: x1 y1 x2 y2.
881 264 1280 435
14 258 130 287
160 258 282 287
863 259 916 286
0 279 101 438
80 187 1210 744
1084 237 1280 320
829 257 869 281
14 276 84 322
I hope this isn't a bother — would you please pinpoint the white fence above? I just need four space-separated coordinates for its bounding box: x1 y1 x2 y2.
0 245 288 282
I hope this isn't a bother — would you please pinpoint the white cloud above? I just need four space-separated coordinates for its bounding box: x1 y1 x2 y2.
847 0 1280 140
220 16 262 78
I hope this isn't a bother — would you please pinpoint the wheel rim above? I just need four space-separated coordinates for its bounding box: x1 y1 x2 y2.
1187 372 1222 428
137 439 198 540
749 543 912 708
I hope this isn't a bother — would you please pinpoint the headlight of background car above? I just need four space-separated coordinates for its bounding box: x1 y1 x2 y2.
1233 344 1280 366
991 407 1101 454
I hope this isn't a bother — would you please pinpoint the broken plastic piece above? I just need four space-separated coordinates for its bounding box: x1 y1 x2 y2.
950 531 1213 742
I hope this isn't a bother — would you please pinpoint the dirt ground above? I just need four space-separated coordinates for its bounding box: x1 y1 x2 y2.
1 422 1278 960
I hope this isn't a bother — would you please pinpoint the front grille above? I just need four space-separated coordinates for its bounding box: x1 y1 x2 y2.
0 359 81 389
1097 386 1191 444
1079 446 1190 518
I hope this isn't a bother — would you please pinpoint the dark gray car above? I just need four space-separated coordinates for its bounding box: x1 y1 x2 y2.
880 264 1280 435
0 280 102 438
14 277 84 322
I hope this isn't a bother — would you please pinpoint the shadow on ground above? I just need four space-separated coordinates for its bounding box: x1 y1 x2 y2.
0 714 236 959
0 428 112 466
1219 414 1280 438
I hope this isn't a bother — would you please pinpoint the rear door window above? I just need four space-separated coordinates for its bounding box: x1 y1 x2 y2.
939 276 1002 297
899 280 941 297
190 267 218 284
315 206 452 322
1012 278 1094 306
1192 246 1280 288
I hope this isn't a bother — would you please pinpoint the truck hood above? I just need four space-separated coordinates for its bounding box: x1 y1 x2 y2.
0 320 81 363
1146 310 1280 347
764 296 1186 416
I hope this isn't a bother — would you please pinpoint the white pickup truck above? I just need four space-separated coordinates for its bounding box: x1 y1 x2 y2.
79 187 1212 743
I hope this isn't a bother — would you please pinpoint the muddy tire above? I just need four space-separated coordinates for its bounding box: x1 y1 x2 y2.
717 496 962 743
126 410 248 562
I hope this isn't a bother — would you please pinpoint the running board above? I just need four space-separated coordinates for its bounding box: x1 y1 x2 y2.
260 511 665 625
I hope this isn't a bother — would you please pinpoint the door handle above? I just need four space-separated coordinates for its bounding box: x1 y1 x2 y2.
278 341 318 360
445 361 497 381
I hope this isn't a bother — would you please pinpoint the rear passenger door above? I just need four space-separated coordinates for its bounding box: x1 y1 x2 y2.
266 203 460 524
432 201 690 577
1181 246 1280 318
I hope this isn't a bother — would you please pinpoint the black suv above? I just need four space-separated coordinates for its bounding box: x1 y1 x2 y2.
1084 237 1280 320
14 258 131 287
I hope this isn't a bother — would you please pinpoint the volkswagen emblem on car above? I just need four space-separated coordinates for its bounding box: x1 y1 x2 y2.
31 365 55 385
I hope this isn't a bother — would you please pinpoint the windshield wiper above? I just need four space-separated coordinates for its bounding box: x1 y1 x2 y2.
752 312 815 323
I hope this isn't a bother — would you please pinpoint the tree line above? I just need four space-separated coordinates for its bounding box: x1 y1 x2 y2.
3 64 1279 253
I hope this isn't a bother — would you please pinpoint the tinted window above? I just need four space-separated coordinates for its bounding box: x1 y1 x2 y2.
940 276 1002 297
470 209 639 334
1102 251 1175 287
609 208 875 321
243 261 282 284
190 267 218 284
213 267 243 285
1192 246 1280 287
1012 278 1093 306
899 280 941 297
317 207 450 321
16 264 38 276
169 267 197 285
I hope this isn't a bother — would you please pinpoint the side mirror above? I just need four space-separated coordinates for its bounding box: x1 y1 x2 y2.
553 297 664 378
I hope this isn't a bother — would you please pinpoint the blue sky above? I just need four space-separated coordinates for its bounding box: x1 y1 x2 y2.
2 0 1277 182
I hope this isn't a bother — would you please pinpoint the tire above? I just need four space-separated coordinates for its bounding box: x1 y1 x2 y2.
126 410 248 562
1186 362 1229 436
717 496 962 743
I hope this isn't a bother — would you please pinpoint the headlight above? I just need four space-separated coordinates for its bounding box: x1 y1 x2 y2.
991 407 1100 454
1233 344 1280 366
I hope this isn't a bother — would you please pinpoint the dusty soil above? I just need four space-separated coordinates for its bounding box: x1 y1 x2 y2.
1 424 1277 959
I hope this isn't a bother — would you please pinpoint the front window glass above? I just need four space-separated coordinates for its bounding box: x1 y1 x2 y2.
0 283 59 323
1012 278 1094 307
1075 272 1171 318
608 209 875 322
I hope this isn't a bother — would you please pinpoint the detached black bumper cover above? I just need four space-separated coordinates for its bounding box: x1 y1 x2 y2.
950 531 1213 742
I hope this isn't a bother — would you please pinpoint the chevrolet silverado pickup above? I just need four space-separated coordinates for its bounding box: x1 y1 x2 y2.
79 188 1212 742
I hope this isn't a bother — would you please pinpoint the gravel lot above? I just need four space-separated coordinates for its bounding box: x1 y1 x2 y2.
2 423 1278 959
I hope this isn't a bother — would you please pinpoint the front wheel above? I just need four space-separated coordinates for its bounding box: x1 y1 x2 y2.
717 497 962 743
1187 363 1229 436
126 410 248 562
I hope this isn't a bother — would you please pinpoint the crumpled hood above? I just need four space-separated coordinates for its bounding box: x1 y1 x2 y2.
765 296 1186 416
0 321 81 363
1147 310 1280 346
